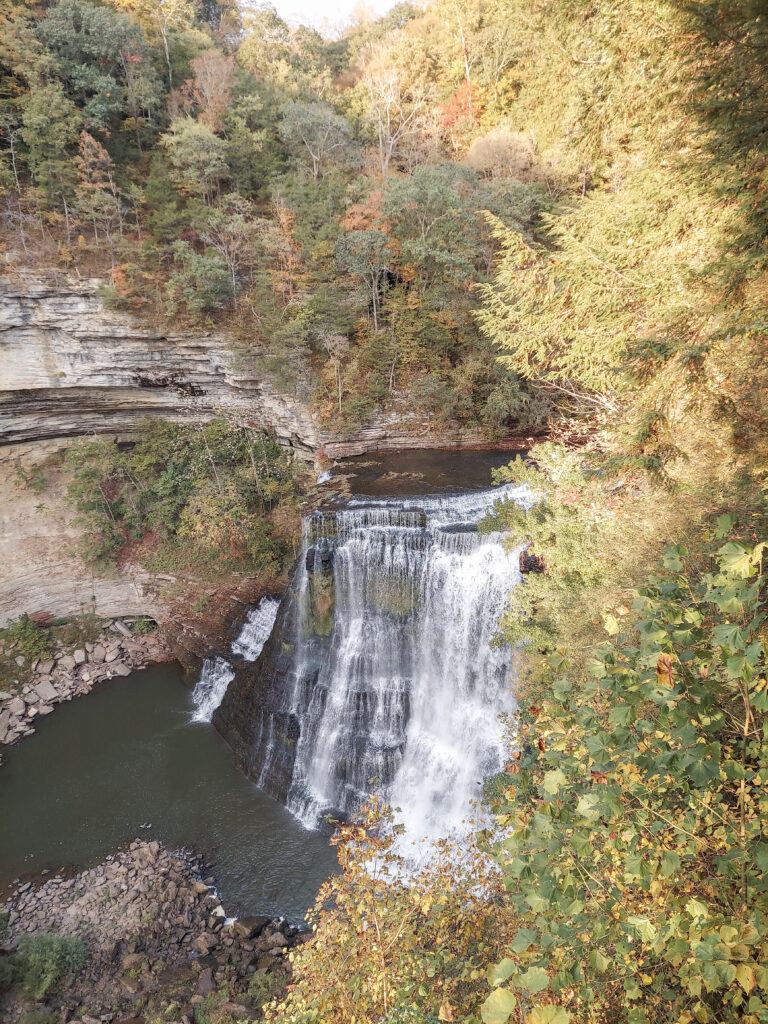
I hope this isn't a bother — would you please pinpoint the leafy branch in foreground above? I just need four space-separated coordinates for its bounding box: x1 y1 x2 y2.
481 513 768 1024
265 802 507 1024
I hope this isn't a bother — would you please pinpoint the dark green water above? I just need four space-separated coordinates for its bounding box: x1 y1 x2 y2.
0 664 337 923
341 447 525 497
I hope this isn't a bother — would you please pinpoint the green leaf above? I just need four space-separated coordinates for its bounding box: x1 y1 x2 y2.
686 898 709 919
753 842 768 872
715 513 738 538
603 613 620 635
516 966 550 994
510 928 538 954
718 542 758 578
527 1008 572 1024
589 949 610 973
481 987 518 1024
660 851 681 877
488 959 517 986
543 769 567 795
627 916 657 943
574 794 601 821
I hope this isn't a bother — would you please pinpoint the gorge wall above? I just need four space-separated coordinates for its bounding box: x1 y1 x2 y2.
0 264 517 628
0 265 493 462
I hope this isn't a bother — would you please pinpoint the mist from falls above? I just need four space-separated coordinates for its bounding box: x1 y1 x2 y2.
260 482 530 853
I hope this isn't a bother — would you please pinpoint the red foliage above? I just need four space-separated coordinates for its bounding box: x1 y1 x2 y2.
439 82 483 128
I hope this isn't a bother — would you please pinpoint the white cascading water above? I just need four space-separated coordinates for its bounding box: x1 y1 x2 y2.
191 596 280 722
281 482 529 852
231 597 280 661
191 656 236 723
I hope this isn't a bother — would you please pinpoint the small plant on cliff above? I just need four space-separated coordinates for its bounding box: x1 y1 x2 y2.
66 419 307 581
4 934 89 1000
2 615 53 661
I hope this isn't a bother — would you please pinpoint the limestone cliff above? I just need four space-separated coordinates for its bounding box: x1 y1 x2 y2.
0 265 512 627
0 268 318 457
0 266 491 460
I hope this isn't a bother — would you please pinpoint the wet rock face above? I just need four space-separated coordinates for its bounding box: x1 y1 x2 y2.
519 546 545 574
212 591 303 804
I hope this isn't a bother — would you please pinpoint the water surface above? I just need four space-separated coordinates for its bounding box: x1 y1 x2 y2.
0 663 337 922
341 447 525 497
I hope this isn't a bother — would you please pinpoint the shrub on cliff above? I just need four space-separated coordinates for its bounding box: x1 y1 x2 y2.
1 934 88 1000
65 419 307 580
2 615 53 662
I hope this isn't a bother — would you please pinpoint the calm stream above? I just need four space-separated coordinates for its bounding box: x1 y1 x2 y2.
0 664 337 922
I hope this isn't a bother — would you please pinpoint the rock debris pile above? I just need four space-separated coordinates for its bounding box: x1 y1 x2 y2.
0 622 167 746
1 840 305 1019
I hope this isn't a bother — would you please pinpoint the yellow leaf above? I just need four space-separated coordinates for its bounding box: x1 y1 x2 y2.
735 964 755 994
439 1001 456 1022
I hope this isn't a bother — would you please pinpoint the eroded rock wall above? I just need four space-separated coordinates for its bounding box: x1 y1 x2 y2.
0 268 319 456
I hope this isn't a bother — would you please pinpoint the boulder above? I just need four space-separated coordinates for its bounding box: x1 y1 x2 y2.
37 659 55 674
74 649 86 665
6 697 25 717
34 678 58 703
196 932 218 955
233 915 271 940
92 645 106 663
197 967 216 995
59 654 76 670
519 546 545 574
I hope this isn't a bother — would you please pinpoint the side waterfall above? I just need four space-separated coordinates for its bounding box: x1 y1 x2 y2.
191 596 280 723
228 482 529 850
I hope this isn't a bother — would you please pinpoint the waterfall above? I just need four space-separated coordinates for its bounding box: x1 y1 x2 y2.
231 597 280 661
191 597 280 722
251 481 529 850
191 657 236 723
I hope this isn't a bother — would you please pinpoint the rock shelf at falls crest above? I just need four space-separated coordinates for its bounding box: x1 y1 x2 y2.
214 482 530 856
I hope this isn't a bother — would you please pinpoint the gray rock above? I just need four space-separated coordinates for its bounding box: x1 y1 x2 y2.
105 649 120 663
59 654 76 670
92 644 106 663
37 659 55 674
112 663 131 677
233 915 271 940
14 655 24 667
34 679 58 702
196 932 218 955
74 649 86 665
113 620 133 639
6 697 25 716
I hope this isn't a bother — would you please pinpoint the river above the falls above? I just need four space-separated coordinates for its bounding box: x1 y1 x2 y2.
0 663 337 922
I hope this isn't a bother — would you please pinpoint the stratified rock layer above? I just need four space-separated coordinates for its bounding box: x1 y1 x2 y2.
0 269 318 456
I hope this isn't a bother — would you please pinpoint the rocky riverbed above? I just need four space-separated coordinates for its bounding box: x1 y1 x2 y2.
0 622 168 747
1 839 307 1021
